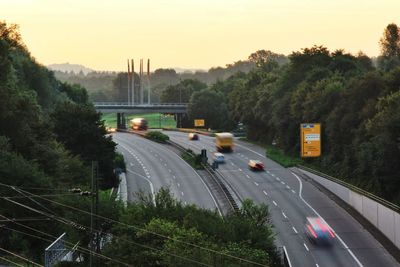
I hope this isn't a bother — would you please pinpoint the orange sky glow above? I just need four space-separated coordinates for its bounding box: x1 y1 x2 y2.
1 0 399 71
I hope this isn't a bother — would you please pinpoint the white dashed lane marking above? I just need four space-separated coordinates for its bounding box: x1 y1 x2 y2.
263 190 268 196
253 182 259 186
272 201 278 206
292 227 298 234
282 212 287 219
303 243 309 252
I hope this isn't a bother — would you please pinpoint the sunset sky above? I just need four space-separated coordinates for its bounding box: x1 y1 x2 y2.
1 0 399 71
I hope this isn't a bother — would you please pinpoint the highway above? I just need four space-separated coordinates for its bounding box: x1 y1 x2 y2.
162 130 399 267
112 132 219 213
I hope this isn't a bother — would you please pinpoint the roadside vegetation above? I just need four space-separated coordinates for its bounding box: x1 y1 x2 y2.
181 149 204 169
159 24 400 205
0 21 119 264
145 130 170 143
103 188 281 267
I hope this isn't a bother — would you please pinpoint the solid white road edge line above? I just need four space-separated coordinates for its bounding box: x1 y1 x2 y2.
117 136 223 216
127 169 155 205
291 172 363 267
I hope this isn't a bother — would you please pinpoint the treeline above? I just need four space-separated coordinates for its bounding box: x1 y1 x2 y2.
54 57 263 102
0 21 119 263
103 188 281 267
168 24 400 205
0 21 280 266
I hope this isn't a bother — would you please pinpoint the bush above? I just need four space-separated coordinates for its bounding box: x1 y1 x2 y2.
114 152 126 174
181 149 204 169
145 131 170 143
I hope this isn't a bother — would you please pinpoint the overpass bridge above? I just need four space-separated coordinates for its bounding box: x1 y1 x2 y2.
93 102 188 128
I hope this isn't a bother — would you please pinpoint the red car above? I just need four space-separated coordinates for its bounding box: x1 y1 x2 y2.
248 160 265 171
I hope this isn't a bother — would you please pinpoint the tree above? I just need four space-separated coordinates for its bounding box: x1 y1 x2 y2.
160 79 207 103
188 89 232 129
378 23 400 70
59 82 88 104
51 102 117 188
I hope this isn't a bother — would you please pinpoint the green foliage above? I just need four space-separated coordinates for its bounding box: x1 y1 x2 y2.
188 89 234 130
378 23 400 70
114 152 126 173
59 82 88 104
181 149 204 169
161 79 207 103
266 145 303 168
221 32 400 204
145 130 170 143
102 113 176 129
51 101 117 189
103 188 279 267
0 21 119 265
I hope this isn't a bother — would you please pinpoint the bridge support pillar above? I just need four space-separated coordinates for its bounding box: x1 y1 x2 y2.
175 113 182 128
117 113 127 129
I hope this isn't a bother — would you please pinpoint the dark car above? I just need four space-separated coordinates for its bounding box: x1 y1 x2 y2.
188 133 199 140
305 217 335 245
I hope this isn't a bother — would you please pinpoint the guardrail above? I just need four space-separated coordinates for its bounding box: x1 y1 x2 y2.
94 102 188 107
298 165 399 212
166 139 240 213
297 165 400 250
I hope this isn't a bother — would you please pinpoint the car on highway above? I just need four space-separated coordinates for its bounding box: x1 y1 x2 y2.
305 217 335 245
106 127 116 133
188 133 199 140
248 160 265 171
212 152 225 163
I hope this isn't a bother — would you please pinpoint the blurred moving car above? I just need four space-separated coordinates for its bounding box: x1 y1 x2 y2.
213 152 225 163
106 127 116 133
131 118 148 130
305 217 335 245
248 160 265 171
188 133 199 140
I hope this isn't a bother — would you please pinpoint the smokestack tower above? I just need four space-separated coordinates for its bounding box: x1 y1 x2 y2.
131 59 135 105
140 59 143 104
127 59 131 105
147 59 151 104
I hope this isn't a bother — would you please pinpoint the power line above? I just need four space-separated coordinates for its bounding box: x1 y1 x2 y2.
1 201 213 267
0 216 134 267
1 213 211 267
0 182 267 267
0 255 25 267
0 247 43 267
3 193 78 199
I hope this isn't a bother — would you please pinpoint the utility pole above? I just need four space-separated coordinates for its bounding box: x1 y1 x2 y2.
90 161 99 267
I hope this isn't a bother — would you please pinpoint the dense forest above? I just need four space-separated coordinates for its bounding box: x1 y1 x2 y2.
176 24 400 205
0 21 280 266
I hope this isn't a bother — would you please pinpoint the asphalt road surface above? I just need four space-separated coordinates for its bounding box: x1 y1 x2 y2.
163 130 399 267
112 132 220 214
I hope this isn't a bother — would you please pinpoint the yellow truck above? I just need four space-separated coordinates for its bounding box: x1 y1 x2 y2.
215 133 234 152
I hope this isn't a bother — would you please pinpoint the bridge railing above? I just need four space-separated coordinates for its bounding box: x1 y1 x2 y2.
93 102 188 107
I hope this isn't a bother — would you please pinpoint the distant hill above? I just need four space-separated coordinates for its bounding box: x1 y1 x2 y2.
48 63 94 75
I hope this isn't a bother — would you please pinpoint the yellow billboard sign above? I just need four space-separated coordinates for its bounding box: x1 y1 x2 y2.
194 119 205 127
300 123 321 157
